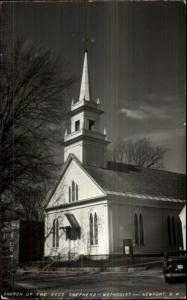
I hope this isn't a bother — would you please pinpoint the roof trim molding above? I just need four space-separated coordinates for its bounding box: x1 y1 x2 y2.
68 105 104 116
106 191 186 203
63 133 110 147
46 195 107 212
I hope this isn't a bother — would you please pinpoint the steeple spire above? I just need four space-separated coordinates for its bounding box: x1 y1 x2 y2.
79 50 91 102
63 50 110 167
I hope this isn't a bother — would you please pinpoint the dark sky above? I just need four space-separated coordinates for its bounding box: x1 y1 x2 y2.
6 1 186 173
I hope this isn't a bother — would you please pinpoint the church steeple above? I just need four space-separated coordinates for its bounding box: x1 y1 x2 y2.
63 51 110 167
79 50 91 102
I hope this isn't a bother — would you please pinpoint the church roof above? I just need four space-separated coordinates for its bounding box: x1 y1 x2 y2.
84 161 186 200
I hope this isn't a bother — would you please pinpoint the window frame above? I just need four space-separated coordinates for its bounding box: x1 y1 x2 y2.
167 216 172 246
69 181 79 202
52 219 59 248
75 120 80 131
94 213 98 245
69 186 71 203
89 214 94 245
72 181 75 202
139 213 144 246
134 213 139 246
172 216 176 246
88 119 95 131
76 184 78 201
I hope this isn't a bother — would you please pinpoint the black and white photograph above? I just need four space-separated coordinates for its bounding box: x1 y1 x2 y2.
0 0 186 299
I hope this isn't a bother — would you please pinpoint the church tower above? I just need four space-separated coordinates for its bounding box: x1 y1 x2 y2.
64 50 110 168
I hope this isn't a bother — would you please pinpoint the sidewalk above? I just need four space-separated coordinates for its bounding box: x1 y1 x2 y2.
16 259 162 275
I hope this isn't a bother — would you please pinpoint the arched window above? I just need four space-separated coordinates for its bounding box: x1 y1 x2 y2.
76 184 78 201
134 214 139 245
69 186 71 203
56 219 59 247
172 216 176 246
139 214 144 246
94 213 98 245
69 182 78 202
72 181 75 202
53 219 59 248
167 216 172 246
90 214 93 245
52 219 56 247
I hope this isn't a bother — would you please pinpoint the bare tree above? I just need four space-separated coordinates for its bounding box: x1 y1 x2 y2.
0 38 75 204
0 26 75 290
109 138 167 169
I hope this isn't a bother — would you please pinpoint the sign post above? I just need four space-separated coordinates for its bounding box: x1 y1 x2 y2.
123 239 133 270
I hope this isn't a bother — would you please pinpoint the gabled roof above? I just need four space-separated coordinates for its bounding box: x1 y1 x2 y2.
84 162 186 200
45 156 186 209
44 154 106 208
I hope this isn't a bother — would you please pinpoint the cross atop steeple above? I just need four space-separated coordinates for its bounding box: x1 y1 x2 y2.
79 50 91 102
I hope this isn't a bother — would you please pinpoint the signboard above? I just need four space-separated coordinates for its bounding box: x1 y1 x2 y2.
123 239 133 256
124 246 130 255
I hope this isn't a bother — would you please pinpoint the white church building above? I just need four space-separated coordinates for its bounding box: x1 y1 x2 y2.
44 51 186 260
